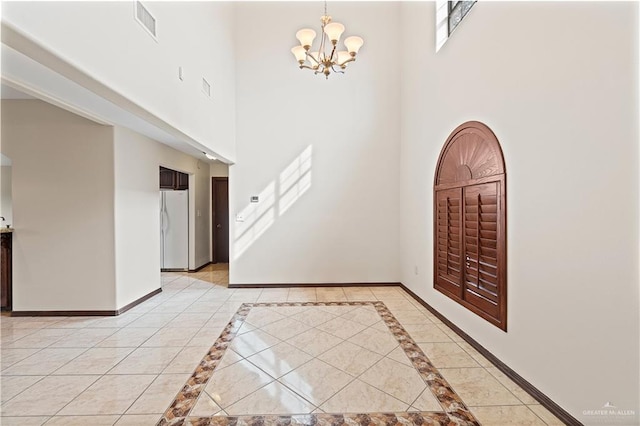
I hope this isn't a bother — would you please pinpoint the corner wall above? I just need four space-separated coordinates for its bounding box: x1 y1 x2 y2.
230 2 401 284
1 100 116 311
113 126 211 308
0 100 213 311
399 2 639 422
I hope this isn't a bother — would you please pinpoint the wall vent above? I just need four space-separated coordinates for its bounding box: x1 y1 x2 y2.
202 78 211 97
135 1 157 40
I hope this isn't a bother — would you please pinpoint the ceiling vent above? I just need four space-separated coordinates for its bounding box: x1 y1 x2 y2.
135 1 157 40
202 78 211 98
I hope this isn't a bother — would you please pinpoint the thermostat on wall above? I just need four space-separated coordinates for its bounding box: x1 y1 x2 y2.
250 196 259 203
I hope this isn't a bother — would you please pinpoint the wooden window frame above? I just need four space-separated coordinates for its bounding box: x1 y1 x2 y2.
433 121 507 331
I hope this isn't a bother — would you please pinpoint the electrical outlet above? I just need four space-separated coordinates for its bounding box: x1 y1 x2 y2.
236 214 245 222
414 266 419 275
178 66 184 81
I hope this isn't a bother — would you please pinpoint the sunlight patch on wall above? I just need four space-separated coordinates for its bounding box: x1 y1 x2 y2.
435 1 449 52
234 181 275 260
233 146 314 261
279 146 313 216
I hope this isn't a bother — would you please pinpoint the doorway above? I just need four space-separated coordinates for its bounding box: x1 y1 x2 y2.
212 177 229 263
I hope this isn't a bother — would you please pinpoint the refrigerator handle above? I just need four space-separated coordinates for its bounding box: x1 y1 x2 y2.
160 192 165 235
160 192 164 269
162 193 169 233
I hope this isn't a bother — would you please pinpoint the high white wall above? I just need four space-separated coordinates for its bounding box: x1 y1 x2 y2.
399 2 639 423
230 2 400 284
113 126 211 307
1 100 116 311
2 1 237 162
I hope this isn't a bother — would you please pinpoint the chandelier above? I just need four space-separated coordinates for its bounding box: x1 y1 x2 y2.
290 1 364 79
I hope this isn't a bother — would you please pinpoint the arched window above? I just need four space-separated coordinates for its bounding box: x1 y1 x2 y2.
434 121 507 330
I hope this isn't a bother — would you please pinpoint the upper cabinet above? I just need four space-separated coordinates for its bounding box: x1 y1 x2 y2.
176 171 189 190
159 167 176 189
160 167 189 190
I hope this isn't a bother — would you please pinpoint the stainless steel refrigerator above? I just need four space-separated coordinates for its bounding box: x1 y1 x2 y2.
160 190 189 270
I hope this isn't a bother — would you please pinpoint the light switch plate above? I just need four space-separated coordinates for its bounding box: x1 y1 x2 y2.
236 214 245 222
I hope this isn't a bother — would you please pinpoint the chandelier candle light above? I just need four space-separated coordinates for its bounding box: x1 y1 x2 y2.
291 1 364 79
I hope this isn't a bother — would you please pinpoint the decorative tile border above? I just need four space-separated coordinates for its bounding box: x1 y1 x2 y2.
158 302 479 426
178 412 452 425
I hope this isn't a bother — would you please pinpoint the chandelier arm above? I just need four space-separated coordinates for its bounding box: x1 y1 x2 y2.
306 52 320 66
319 33 326 62
316 31 327 74
329 43 337 63
339 57 356 67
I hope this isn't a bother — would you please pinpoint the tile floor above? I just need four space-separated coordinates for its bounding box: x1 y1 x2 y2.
0 266 564 425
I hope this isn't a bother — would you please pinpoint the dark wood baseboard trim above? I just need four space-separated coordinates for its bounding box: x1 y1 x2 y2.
398 283 581 426
11 288 163 317
12 309 117 317
189 262 212 273
228 282 402 289
116 287 162 315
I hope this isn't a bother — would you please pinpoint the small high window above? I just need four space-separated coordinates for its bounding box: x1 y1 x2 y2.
436 1 477 51
448 1 476 35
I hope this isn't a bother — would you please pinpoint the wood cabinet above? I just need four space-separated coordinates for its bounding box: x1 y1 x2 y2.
160 167 176 189
160 167 189 190
1 232 12 311
434 121 507 330
176 172 189 190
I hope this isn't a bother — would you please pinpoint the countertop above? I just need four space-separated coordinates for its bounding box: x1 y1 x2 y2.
0 228 14 233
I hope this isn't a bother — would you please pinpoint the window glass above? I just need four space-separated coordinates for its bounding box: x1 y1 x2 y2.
448 0 476 35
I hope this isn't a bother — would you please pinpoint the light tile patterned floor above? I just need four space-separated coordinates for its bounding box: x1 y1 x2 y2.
0 266 564 425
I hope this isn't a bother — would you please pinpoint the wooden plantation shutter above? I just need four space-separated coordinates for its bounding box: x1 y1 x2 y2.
436 188 463 298
434 122 507 330
463 182 501 320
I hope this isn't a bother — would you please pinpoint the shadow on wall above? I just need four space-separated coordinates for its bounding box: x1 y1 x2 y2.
234 145 313 260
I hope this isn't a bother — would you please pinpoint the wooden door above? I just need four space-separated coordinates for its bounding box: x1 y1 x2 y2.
212 177 229 263
434 121 507 330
